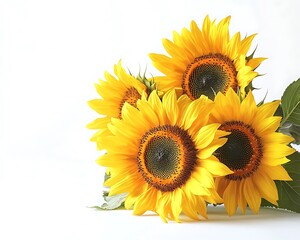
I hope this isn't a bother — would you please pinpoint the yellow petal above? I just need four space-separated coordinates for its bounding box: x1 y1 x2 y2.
193 167 215 188
133 187 157 215
148 90 167 124
86 117 110 129
240 91 257 124
263 144 295 160
260 165 292 181
247 57 266 69
181 192 200 220
197 138 227 159
109 175 138 195
254 100 280 124
223 181 238 216
200 159 233 176
195 123 221 149
162 90 179 126
237 179 247 214
157 193 172 223
253 170 278 206
244 179 261 214
263 132 295 144
187 177 211 196
255 116 281 135
137 99 159 126
262 157 290 166
240 34 256 55
171 189 183 222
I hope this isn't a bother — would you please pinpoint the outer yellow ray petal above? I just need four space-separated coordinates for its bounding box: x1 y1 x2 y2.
240 34 256 55
253 170 278 206
125 183 148 209
262 157 290 166
223 181 238 216
192 167 215 188
247 57 267 69
263 132 294 144
109 176 139 196
195 196 208 219
263 144 295 160
187 177 211 196
260 165 292 181
215 177 230 197
244 179 261 214
254 100 280 123
96 154 132 168
237 179 247 214
255 116 281 135
200 160 232 176
181 191 200 220
88 99 119 115
197 138 227 159
162 90 179 126
133 187 157 215
171 189 183 222
162 38 189 62
240 91 257 124
137 100 159 126
86 117 110 129
147 90 167 124
157 193 172 223
195 123 221 149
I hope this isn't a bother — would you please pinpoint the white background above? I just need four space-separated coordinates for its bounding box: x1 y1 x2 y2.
1 0 300 239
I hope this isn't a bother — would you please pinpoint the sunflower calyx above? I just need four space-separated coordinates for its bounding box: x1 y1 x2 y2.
135 72 158 95
245 46 257 62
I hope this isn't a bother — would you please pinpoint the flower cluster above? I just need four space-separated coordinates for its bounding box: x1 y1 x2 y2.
88 16 300 222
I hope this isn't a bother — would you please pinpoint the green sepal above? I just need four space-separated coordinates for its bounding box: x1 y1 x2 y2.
104 172 111 182
135 72 157 95
128 67 158 95
261 151 300 213
246 45 258 62
275 103 283 117
256 90 268 107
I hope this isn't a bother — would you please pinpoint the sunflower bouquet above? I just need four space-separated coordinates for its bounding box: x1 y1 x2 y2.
87 16 300 222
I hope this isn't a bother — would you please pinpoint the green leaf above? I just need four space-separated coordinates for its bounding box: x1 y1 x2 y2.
261 151 300 212
281 79 300 126
279 122 300 145
90 192 127 211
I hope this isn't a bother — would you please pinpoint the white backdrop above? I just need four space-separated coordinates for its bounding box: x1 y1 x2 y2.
1 0 300 239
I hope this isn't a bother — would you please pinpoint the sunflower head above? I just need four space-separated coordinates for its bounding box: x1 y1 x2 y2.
149 15 266 100
210 88 295 215
87 61 147 149
97 90 232 222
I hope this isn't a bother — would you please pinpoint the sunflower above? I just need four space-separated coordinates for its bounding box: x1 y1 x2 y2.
87 61 147 149
149 15 265 100
97 90 232 222
210 88 295 215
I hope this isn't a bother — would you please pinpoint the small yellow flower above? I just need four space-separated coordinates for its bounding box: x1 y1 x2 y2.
210 88 295 215
149 15 265 100
87 61 147 149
